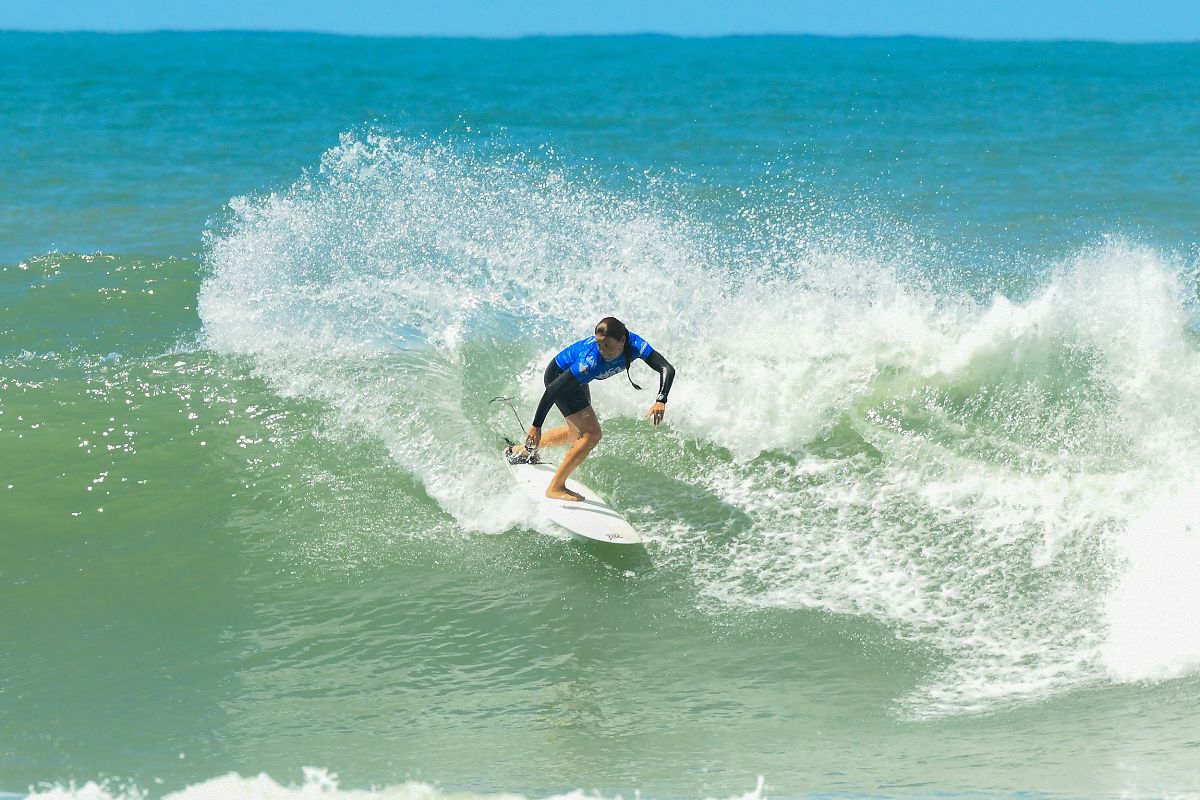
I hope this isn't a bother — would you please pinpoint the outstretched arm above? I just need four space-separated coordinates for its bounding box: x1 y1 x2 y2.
645 351 675 403
644 351 675 425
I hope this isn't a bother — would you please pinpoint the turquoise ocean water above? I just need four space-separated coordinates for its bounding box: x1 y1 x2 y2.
3 32 1200 799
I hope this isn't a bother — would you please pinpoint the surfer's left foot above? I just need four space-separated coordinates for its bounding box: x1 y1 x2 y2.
546 486 584 502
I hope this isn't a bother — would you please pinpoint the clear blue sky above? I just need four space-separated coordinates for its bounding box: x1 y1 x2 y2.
3 0 1199 42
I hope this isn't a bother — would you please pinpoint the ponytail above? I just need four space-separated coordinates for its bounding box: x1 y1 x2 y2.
622 337 643 390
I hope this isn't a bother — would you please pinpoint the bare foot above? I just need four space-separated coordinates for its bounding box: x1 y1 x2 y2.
546 485 585 502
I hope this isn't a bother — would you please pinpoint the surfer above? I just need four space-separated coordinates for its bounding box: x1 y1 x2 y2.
508 317 675 501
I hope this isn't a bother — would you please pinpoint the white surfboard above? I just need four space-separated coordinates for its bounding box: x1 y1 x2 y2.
507 459 641 545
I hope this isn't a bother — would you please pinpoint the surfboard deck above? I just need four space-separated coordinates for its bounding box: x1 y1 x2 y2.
507 459 641 545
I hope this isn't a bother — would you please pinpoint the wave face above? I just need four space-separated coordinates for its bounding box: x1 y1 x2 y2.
199 133 1200 719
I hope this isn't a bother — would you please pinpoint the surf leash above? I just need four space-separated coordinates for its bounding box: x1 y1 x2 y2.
490 396 541 464
489 396 527 433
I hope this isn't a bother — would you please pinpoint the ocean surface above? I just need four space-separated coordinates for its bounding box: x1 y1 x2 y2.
3 31 1200 800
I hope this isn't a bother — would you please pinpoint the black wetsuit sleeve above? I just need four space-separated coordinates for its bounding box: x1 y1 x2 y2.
532 368 580 428
645 351 675 403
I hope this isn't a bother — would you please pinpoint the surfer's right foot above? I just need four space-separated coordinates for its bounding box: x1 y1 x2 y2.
546 485 584 502
504 443 539 465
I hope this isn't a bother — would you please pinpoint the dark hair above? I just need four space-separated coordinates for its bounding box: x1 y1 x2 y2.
594 316 628 341
594 316 643 390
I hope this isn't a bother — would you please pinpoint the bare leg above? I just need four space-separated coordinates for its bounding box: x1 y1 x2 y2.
546 406 601 502
510 424 575 458
537 425 576 448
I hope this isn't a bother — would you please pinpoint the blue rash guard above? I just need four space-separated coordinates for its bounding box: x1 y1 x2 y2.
554 331 654 383
532 332 675 428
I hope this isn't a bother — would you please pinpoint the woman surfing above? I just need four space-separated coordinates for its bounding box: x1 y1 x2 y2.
506 317 675 501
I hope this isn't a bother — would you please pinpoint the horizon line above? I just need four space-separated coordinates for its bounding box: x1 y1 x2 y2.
2 28 1199 45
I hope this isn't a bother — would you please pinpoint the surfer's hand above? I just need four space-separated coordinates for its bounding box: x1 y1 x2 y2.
646 402 666 426
525 426 542 452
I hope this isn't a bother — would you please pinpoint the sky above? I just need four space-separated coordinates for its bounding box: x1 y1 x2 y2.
2 0 1199 42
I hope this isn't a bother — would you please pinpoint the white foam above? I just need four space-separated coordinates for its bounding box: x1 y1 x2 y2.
25 769 766 800
1102 487 1200 682
688 240 1200 715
